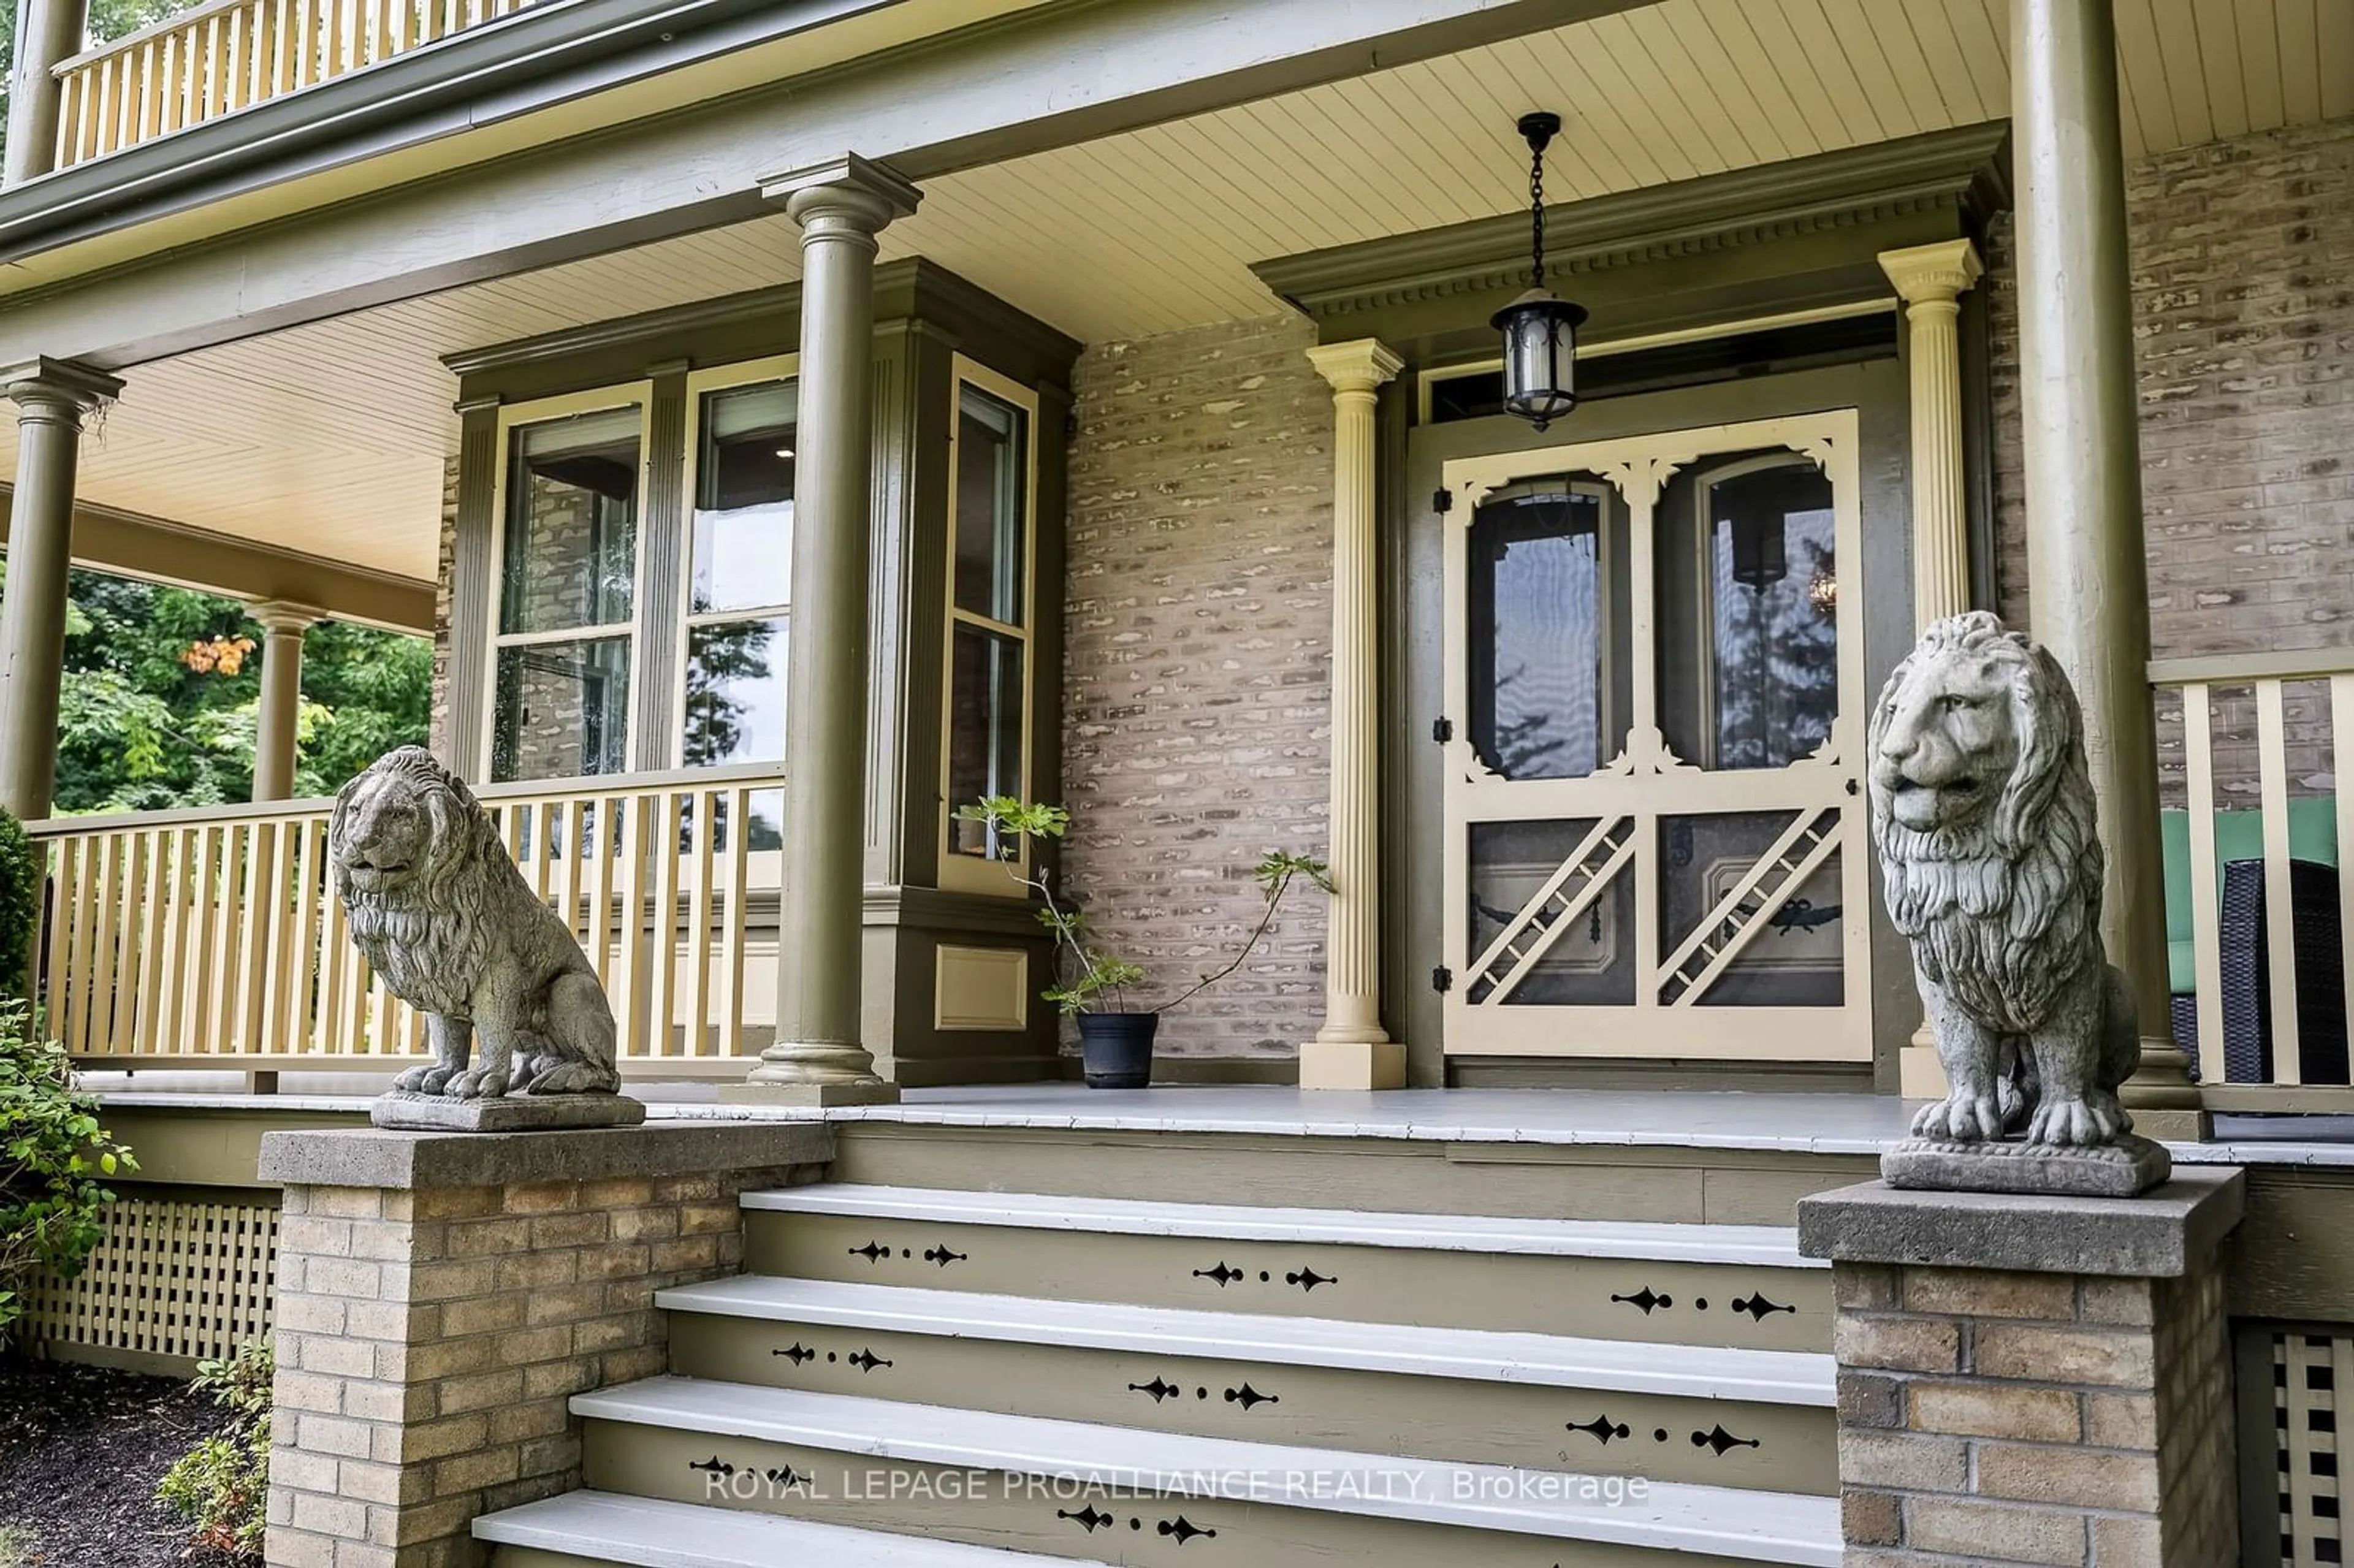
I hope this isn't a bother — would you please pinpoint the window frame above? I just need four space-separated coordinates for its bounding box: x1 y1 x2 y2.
937 355 1041 897
674 354 802 769
1465 474 1620 781
481 381 656 782
1686 448 1839 772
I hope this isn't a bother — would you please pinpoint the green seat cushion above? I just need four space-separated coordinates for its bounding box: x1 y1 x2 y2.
2160 797 2339 994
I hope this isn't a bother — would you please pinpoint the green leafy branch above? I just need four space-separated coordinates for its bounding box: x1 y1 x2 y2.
955 797 1331 1019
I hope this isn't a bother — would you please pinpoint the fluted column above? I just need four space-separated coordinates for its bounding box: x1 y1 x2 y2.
1881 239 1985 632
4 0 86 186
2014 0 2205 1136
1300 339 1404 1092
249 600 321 802
0 357 120 820
728 154 918 1106
1881 239 1985 1099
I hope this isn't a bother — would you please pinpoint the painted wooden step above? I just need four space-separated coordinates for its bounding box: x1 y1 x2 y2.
658 1276 1835 1491
474 1490 1107 1567
740 1186 1829 1352
575 1376 1843 1568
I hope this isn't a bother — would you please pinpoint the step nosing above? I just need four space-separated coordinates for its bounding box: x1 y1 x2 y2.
740 1184 1821 1266
474 1490 1105 1567
653 1276 1834 1404
573 1377 1842 1566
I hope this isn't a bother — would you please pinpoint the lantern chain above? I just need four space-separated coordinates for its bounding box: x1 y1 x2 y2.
1528 137 1547 288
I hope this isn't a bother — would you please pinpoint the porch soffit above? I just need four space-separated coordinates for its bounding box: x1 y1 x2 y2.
9 0 2346 588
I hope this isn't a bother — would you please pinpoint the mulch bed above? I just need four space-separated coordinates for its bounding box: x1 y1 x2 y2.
0 1358 248 1568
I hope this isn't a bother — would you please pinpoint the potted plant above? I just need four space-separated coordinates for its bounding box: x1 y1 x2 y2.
957 797 1333 1088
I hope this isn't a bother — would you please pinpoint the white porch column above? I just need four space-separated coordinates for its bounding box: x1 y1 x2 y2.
729 154 918 1106
4 0 87 186
0 357 120 820
249 600 321 802
1301 338 1405 1092
1881 239 1985 633
1880 238 1985 1099
2013 0 2205 1136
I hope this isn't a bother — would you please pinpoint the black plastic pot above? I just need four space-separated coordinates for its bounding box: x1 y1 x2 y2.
1075 1011 1158 1089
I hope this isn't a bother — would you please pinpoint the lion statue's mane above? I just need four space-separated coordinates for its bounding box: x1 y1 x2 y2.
330 747 619 1098
1868 612 2138 1146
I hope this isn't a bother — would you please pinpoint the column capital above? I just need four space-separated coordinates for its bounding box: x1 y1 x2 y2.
1878 238 1986 307
0 356 123 416
760 153 922 233
249 599 325 636
1306 338 1405 395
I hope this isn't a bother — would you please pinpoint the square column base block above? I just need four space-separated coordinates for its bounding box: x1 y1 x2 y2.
1298 1039 1407 1090
1799 1166 2244 1277
1897 1039 1949 1099
719 1078 902 1107
1882 1132 2171 1198
369 1090 647 1132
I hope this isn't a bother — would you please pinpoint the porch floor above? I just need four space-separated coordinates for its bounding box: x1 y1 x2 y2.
78 1076 2354 1167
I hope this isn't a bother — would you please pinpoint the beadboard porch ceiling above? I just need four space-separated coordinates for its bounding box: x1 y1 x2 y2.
35 0 2354 588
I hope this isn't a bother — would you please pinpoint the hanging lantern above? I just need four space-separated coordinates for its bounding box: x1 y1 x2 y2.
1491 111 1588 432
1729 511 1789 590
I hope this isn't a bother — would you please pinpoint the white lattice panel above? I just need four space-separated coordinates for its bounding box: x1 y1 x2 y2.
25 1190 279 1365
2276 1330 2353 1567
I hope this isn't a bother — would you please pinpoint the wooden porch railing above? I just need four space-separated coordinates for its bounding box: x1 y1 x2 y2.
51 0 538 170
2152 650 2354 1114
26 761 787 1074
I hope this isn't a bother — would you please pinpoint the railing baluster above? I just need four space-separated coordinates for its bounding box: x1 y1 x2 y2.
718 785 752 1057
87 833 126 1060
685 789 716 1056
2180 683 2226 1089
612 793 651 1059
2256 679 2303 1086
648 790 684 1059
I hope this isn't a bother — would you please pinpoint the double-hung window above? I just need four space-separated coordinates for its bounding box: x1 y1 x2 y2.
488 390 650 783
940 360 1038 892
680 362 798 775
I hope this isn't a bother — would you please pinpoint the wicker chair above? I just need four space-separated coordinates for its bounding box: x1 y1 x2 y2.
2216 856 2350 1086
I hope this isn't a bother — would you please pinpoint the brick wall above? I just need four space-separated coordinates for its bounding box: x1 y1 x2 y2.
1832 1259 2234 1567
1990 116 2354 805
1059 314 1336 1060
265 1148 825 1568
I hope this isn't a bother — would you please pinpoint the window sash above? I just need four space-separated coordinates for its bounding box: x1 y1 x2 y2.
677 357 801 763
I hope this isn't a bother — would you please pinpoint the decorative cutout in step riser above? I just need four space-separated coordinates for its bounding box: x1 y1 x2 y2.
589 1423 1680 1568
667 1315 1837 1494
748 1215 1832 1352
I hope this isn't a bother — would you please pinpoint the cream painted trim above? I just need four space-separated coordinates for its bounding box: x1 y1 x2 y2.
932 943 1030 1031
1415 301 1901 424
673 354 802 771
935 354 1040 899
481 381 656 780
1438 410 1870 1064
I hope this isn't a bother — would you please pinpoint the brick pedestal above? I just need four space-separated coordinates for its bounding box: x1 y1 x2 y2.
254 1119 832 1568
1800 1170 2245 1568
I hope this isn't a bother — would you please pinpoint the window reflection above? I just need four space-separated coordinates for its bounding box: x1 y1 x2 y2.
1466 479 1628 780
682 380 796 768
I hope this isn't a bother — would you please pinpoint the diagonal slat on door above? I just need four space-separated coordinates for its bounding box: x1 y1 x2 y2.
1467 815 1629 982
1667 811 1843 1008
1479 831 1638 1005
1655 809 1824 984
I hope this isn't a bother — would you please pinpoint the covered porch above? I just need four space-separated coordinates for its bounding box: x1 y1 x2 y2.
0 0 2345 1127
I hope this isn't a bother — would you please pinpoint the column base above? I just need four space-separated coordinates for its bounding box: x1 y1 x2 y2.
1298 1040 1406 1091
1899 1019 1949 1099
2121 1033 2210 1141
720 1078 902 1108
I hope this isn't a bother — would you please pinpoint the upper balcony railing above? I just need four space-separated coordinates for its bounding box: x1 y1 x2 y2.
2152 649 2354 1114
27 761 785 1076
51 0 538 170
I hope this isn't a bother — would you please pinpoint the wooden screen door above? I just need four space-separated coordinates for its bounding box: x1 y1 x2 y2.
1438 410 1872 1064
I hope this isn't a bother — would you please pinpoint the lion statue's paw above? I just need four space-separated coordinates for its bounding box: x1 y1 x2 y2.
394 1063 454 1095
2025 1093 2128 1148
443 1068 510 1100
1912 1091 2006 1142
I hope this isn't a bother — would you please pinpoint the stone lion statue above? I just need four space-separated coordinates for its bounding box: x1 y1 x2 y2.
329 747 620 1099
1868 612 2138 1148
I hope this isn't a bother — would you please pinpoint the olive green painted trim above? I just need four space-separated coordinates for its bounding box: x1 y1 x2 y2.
1959 277 2000 616
34 1339 208 1377
98 1106 362 1187
633 366 691 771
0 491 435 631
869 326 929 889
1447 1060 1878 1094
2226 1169 2354 1322
446 400 500 775
1254 121 2012 329
448 260 1080 404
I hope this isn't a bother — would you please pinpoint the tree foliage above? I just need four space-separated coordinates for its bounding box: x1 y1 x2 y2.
28 562 433 813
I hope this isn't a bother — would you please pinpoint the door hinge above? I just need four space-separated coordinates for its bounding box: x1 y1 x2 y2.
1433 486 1453 514
1431 717 1453 744
1431 965 1453 994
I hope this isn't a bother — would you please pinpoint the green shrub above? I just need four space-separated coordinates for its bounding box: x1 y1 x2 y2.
0 809 39 1000
157 1336 274 1561
0 1003 134 1345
